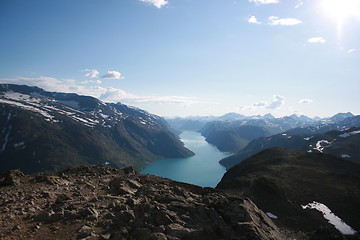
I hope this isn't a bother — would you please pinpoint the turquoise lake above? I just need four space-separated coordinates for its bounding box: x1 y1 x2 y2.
141 131 232 187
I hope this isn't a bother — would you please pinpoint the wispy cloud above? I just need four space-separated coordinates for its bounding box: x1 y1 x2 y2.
81 80 102 84
83 69 99 78
101 71 124 79
248 16 262 24
253 101 267 107
348 49 357 54
299 98 313 104
139 0 168 8
308 37 326 44
266 94 284 109
295 0 303 8
240 95 284 110
0 76 63 91
267 16 302 26
249 0 279 5
99 87 204 106
0 76 202 107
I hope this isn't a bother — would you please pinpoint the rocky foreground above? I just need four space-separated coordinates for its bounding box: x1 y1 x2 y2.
0 166 284 240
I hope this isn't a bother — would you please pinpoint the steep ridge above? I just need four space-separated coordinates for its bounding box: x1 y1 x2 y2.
217 148 360 239
202 125 270 152
0 84 193 173
0 166 285 240
220 127 360 169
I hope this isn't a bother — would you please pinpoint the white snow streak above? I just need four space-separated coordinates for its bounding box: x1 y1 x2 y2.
339 130 360 138
302 202 357 235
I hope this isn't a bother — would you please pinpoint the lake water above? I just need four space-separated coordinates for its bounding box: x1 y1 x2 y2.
141 131 232 187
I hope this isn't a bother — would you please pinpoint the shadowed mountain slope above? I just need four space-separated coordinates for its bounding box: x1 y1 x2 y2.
0 84 193 174
217 148 360 239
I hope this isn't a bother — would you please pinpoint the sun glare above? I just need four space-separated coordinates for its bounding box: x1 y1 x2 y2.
321 0 360 20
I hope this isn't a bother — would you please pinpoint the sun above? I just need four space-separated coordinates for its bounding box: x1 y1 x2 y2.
321 0 360 20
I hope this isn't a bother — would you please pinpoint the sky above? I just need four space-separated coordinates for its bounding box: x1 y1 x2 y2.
0 0 359 118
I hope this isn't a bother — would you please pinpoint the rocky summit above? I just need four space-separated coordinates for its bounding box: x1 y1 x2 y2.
0 166 284 240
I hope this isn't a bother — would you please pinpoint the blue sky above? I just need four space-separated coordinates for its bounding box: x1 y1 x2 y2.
0 0 359 117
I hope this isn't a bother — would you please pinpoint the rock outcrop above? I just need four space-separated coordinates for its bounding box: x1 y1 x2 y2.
0 166 284 240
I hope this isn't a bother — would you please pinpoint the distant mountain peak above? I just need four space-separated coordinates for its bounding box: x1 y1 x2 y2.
218 112 246 121
263 113 275 119
330 112 354 122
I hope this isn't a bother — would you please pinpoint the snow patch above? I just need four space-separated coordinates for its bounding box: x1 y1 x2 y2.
302 201 357 235
1 125 12 152
341 154 351 158
266 212 278 219
314 140 333 153
14 142 25 148
14 141 26 150
99 113 109 119
339 130 360 138
30 92 46 98
304 136 314 141
0 99 55 121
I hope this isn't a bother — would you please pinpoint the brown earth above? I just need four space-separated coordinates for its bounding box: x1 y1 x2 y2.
0 165 284 240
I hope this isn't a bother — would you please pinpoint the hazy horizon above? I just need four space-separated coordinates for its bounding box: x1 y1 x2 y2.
1 0 359 118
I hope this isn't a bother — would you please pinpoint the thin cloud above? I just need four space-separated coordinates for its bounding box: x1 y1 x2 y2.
295 0 303 8
240 95 284 110
267 16 302 26
81 80 102 84
249 0 279 5
348 49 357 54
266 94 284 109
139 0 168 8
299 98 313 104
253 101 267 107
101 71 124 79
83 69 99 78
248 16 262 24
0 76 202 107
308 37 326 44
0 76 63 92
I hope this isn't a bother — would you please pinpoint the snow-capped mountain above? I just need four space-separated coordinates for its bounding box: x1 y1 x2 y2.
0 84 193 173
220 127 360 169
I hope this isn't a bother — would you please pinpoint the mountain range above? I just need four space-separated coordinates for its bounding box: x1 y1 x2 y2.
0 84 193 174
167 111 358 155
166 112 354 132
220 126 360 169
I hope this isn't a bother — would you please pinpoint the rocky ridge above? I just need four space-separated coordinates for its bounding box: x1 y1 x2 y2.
0 84 193 173
0 166 284 240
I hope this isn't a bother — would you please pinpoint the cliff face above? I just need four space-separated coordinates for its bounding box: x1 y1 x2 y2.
0 166 284 240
